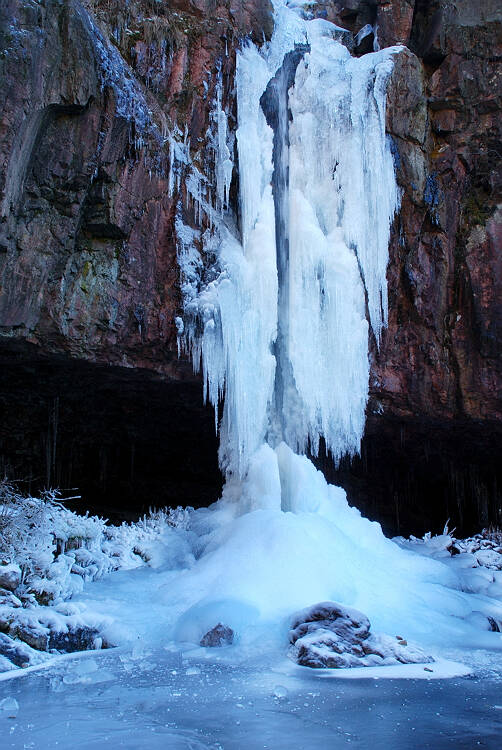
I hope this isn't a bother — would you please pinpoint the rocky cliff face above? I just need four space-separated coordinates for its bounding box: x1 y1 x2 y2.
0 0 500 532
335 0 502 534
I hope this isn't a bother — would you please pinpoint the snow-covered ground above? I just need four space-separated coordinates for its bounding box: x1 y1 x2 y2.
1 474 502 750
1 476 501 675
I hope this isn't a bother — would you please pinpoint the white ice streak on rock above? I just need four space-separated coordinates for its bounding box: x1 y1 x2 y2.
77 5 162 145
214 79 234 211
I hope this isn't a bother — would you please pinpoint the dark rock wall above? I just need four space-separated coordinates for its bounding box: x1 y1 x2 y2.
355 0 502 534
0 0 272 373
0 0 500 532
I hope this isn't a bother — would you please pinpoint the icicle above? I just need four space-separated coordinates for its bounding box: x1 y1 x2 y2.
176 1 400 478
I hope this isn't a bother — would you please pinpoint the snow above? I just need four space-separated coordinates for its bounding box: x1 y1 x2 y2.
0 447 490 668
0 485 200 671
296 658 473 681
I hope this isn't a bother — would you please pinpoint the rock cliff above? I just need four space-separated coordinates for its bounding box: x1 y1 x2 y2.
0 0 500 532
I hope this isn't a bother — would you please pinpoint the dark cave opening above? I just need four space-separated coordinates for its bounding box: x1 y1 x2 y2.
1 341 501 536
319 415 502 539
0 342 223 522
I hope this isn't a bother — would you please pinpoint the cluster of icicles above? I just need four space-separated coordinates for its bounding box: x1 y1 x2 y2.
176 1 399 490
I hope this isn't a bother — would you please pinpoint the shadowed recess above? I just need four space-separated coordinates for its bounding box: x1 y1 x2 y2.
0 341 222 521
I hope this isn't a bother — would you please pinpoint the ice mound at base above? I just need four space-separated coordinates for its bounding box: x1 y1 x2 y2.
157 444 496 652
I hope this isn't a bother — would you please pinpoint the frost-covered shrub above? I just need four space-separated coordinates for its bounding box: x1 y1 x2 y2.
0 480 194 604
0 480 108 602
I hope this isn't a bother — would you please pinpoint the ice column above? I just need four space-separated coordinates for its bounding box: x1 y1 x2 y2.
177 4 399 479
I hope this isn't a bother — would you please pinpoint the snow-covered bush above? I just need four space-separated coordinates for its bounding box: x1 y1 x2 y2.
0 480 196 670
0 480 108 602
0 479 194 604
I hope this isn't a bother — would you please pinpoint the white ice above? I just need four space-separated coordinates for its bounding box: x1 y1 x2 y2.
178 1 400 472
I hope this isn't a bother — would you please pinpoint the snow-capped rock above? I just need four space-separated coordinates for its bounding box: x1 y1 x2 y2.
289 601 433 669
0 563 21 592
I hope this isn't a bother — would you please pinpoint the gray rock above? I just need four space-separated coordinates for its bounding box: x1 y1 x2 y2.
200 623 234 647
289 601 433 669
8 622 49 651
0 633 46 670
49 625 104 653
0 564 21 592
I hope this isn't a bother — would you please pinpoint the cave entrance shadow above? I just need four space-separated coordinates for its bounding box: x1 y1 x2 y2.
0 342 222 523
315 417 502 539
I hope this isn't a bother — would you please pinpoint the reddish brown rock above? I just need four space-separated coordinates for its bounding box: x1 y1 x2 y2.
0 0 272 378
0 0 273 515
330 1 502 535
371 3 502 427
376 0 415 47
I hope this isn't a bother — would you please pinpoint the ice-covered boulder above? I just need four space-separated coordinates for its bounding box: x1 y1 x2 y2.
0 564 21 592
200 623 234 647
289 601 433 669
0 589 22 608
0 633 47 670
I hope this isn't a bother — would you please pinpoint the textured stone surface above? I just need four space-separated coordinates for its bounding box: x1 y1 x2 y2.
341 0 502 534
374 2 502 426
0 632 43 669
0 0 274 377
0 565 21 592
200 623 234 647
289 601 432 668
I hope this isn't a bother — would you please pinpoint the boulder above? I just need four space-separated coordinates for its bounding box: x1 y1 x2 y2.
49 625 105 653
289 601 433 669
200 623 234 647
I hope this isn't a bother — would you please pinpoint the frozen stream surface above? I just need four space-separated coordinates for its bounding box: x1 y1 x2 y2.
0 643 501 749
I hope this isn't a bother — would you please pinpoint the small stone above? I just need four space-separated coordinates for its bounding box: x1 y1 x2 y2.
398 639 408 646
0 564 21 592
200 623 234 647
424 667 434 673
487 617 500 633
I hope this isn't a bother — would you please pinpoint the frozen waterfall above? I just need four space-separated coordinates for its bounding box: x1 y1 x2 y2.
178 2 399 481
53 1 498 661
